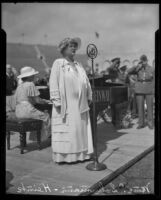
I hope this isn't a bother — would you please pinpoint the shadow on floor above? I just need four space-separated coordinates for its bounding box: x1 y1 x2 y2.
9 121 134 156
96 122 129 159
11 137 51 153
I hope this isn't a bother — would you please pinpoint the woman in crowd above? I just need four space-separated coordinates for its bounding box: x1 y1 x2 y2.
15 66 51 141
49 37 93 164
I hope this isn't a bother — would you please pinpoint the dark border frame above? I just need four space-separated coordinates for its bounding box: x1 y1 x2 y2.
0 1 160 200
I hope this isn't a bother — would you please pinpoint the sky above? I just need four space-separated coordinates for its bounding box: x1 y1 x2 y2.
2 3 159 66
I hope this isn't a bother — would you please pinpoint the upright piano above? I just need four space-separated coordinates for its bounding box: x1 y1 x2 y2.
35 74 128 128
88 75 128 129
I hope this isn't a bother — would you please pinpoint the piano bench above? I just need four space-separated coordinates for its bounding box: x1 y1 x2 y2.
6 118 43 154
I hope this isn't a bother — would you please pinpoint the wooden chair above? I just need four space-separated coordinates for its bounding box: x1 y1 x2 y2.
6 118 42 154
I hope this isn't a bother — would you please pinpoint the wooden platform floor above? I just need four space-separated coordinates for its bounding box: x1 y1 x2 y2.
6 118 154 195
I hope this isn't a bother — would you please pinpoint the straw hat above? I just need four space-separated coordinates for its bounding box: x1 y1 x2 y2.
58 37 81 53
17 66 39 79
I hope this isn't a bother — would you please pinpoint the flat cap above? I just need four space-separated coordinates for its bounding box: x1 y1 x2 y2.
140 55 148 62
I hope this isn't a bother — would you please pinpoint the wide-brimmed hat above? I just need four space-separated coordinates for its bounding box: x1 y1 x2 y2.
17 66 39 79
58 37 81 53
140 55 148 62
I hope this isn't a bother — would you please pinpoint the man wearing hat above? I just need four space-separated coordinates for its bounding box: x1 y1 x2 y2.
107 57 121 82
127 55 154 129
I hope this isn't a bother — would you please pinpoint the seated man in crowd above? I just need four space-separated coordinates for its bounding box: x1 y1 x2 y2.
6 64 18 118
6 64 17 96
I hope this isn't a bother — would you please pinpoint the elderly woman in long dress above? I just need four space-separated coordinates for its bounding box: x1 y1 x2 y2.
49 38 94 163
15 66 51 141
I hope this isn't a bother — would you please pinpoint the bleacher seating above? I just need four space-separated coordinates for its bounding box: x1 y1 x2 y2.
7 43 89 78
7 43 36 59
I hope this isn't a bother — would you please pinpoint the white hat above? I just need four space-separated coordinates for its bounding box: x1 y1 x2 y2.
17 66 39 79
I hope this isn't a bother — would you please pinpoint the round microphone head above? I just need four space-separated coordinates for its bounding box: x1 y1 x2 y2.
87 44 98 59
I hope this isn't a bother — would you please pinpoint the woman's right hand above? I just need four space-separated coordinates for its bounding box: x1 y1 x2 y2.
51 99 61 111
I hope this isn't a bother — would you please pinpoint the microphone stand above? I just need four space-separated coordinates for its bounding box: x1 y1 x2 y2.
86 44 107 171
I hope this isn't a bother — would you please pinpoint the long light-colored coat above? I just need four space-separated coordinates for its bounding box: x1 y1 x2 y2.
49 58 94 159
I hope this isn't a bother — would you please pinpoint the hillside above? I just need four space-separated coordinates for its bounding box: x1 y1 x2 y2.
7 43 89 77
